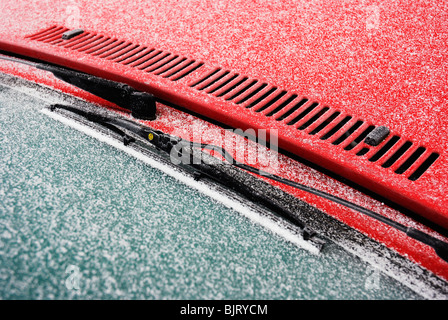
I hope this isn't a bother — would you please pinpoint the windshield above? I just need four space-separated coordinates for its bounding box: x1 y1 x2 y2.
0 78 420 299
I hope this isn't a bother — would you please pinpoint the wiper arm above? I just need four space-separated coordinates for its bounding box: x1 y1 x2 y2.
39 64 156 120
0 53 157 120
49 104 448 263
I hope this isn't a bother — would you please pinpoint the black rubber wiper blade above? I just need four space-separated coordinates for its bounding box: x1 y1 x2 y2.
195 142 448 263
48 103 320 244
49 104 138 145
50 104 180 152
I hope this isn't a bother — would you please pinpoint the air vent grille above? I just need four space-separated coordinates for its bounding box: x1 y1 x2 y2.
26 26 204 81
190 68 439 181
25 26 439 181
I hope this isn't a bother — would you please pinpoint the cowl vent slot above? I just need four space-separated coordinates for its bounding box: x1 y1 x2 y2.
26 26 204 82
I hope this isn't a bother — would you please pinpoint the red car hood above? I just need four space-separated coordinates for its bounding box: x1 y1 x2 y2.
1 1 448 278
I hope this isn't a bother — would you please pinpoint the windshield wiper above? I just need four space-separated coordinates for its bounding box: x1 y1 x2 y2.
48 104 448 263
4 52 447 262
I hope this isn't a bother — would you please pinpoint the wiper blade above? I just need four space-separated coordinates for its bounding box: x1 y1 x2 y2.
49 104 178 150
49 104 448 263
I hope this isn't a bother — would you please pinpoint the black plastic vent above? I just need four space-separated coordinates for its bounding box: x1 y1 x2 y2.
190 68 439 181
26 26 204 81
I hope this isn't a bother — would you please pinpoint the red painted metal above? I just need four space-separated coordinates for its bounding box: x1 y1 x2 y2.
1 1 448 278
